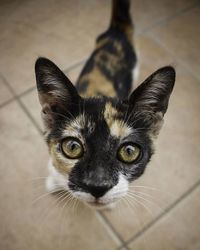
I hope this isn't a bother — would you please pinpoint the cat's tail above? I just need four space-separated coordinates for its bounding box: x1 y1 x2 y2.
110 0 133 40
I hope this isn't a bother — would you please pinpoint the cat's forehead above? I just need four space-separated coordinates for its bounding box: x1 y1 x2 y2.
62 99 132 140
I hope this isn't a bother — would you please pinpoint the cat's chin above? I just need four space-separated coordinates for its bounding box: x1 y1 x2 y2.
84 201 116 210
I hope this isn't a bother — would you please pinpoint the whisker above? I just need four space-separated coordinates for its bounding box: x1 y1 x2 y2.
37 190 69 229
128 192 163 213
130 184 175 199
32 188 67 204
126 193 154 218
123 196 150 250
58 192 76 250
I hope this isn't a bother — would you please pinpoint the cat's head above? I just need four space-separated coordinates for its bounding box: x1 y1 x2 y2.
35 58 175 209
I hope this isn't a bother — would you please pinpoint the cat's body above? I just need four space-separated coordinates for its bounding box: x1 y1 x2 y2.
77 0 137 99
35 0 175 209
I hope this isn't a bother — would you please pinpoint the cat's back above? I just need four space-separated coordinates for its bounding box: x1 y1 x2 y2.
76 0 137 100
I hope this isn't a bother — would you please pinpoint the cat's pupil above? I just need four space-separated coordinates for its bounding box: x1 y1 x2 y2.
69 142 78 151
126 146 133 155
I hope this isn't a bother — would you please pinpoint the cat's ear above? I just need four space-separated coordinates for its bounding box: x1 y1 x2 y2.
128 66 175 135
35 57 81 129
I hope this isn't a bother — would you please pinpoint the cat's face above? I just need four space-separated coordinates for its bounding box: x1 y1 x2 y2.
35 58 175 208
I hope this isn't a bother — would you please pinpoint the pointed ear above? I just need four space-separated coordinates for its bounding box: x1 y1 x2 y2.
35 57 81 129
128 66 175 135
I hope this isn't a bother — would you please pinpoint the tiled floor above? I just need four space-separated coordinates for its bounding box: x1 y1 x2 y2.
0 1 200 250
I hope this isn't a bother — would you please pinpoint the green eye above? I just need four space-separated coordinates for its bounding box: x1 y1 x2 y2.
118 143 141 163
61 137 84 159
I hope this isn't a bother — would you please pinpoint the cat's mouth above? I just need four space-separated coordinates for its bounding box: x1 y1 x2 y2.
68 174 129 209
69 189 120 209
87 200 108 207
86 199 115 209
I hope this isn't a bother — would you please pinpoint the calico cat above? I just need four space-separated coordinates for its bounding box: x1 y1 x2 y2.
35 0 175 209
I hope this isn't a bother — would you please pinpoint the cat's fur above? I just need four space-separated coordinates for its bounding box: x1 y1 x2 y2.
35 0 175 209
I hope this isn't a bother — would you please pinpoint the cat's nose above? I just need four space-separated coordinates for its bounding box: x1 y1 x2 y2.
87 184 113 198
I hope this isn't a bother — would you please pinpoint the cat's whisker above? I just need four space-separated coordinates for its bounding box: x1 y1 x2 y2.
130 184 175 199
57 192 79 250
32 183 64 188
32 188 68 204
123 196 150 250
37 191 73 246
127 192 163 213
122 196 132 212
126 193 154 218
57 192 74 248
74 198 79 214
37 191 69 229
72 197 78 214
129 190 159 201
115 200 122 219
31 184 66 195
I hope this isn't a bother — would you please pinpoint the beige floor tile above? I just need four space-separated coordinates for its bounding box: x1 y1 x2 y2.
0 102 118 250
0 76 13 106
20 88 44 130
1 0 196 39
128 186 200 250
132 0 197 33
65 63 85 84
151 5 200 78
0 23 89 95
134 35 175 86
1 0 196 95
0 0 109 95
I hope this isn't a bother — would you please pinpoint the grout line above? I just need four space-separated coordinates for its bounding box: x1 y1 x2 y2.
63 58 86 73
17 99 43 135
0 73 43 136
0 74 16 108
0 97 16 109
116 244 130 250
0 56 87 111
147 32 200 82
96 211 126 247
18 85 37 98
137 0 200 36
124 179 200 246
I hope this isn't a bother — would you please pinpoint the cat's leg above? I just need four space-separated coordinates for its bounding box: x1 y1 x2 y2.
45 159 68 193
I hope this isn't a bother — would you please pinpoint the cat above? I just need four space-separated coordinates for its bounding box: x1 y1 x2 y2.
35 0 175 209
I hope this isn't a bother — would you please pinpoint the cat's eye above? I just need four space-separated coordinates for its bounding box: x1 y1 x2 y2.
61 137 84 159
117 143 141 163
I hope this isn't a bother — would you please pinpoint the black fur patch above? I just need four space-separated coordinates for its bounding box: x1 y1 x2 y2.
77 27 137 99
